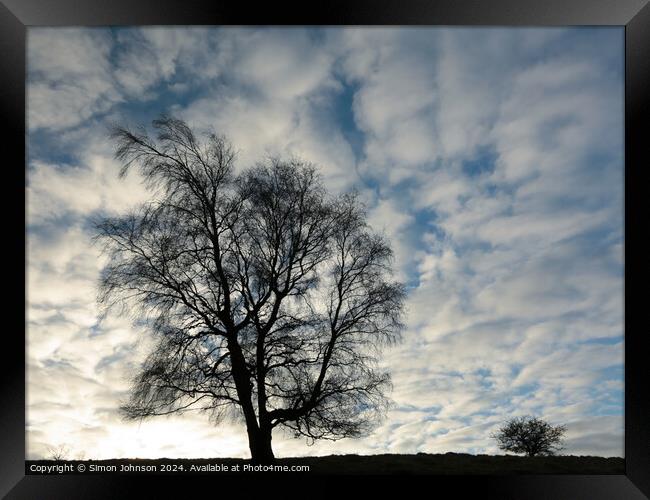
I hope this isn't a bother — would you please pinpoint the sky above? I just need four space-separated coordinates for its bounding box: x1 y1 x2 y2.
26 26 624 460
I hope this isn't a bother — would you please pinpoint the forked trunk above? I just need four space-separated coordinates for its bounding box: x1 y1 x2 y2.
227 338 275 464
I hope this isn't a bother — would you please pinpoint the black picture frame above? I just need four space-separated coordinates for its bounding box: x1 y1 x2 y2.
2 0 648 497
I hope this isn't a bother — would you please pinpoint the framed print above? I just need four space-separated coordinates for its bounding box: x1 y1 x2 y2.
2 0 649 498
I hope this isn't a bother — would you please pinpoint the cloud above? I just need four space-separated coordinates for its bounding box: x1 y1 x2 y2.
174 34 357 192
27 131 151 226
28 29 121 131
26 26 624 460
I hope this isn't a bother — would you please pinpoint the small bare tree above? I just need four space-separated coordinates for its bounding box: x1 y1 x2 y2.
492 416 567 457
95 116 406 464
47 444 71 461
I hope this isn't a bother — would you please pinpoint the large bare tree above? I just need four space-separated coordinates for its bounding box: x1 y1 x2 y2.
95 116 406 463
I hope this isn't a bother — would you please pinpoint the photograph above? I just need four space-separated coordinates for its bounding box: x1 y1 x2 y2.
25 26 626 475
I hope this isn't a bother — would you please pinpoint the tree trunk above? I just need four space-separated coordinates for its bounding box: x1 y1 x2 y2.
248 426 275 464
226 336 275 464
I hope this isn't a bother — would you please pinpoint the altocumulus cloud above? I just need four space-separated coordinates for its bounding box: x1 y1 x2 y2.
26 26 623 459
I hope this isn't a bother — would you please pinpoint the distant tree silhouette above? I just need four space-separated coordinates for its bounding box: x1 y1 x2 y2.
47 444 71 461
491 416 566 457
95 116 406 464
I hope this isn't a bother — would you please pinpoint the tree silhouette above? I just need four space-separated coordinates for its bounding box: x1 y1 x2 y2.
491 416 567 457
47 444 71 461
95 116 406 464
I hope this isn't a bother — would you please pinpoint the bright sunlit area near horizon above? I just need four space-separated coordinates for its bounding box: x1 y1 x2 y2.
26 26 624 462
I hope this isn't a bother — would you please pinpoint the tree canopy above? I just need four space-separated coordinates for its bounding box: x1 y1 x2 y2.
491 416 567 457
95 116 406 463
